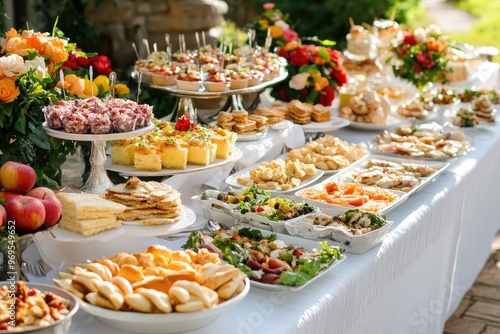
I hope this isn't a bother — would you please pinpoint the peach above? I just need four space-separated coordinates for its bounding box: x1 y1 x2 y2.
5 196 45 231
0 161 37 194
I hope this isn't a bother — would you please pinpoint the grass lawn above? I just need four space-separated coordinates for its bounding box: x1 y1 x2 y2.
408 0 500 63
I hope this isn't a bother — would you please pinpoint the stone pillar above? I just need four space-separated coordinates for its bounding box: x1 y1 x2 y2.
85 0 228 68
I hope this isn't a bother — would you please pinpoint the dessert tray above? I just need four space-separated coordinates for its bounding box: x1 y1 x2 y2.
44 123 154 193
43 122 154 141
106 147 242 176
328 154 450 197
182 226 346 291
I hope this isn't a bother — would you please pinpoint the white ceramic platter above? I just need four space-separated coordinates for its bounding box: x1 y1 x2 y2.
106 147 242 176
43 122 154 141
78 278 250 333
120 205 196 236
300 116 350 133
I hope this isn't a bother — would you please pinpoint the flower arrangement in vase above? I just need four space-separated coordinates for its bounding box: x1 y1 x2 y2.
253 3 348 106
0 28 76 187
388 24 452 89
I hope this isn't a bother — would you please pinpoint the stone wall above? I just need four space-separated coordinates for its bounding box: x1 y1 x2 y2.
85 0 228 68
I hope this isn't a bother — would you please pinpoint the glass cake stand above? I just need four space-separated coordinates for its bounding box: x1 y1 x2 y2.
43 123 154 194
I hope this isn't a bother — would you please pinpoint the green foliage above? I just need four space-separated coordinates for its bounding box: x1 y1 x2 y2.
0 69 76 188
250 0 418 49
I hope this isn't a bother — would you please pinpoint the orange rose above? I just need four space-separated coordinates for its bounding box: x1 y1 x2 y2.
45 38 68 63
5 28 21 40
25 34 47 54
0 78 20 103
3 37 28 56
57 74 85 95
313 77 329 92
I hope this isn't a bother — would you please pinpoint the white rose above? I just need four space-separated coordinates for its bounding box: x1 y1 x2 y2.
274 20 290 30
413 28 427 44
24 56 48 78
0 54 26 77
426 24 442 36
289 72 309 90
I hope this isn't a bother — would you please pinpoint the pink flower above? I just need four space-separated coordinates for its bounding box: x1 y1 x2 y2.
263 3 275 10
282 28 298 43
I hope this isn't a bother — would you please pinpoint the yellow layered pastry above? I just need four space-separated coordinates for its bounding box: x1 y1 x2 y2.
134 141 162 171
187 138 217 165
110 138 140 166
210 128 237 159
160 138 188 169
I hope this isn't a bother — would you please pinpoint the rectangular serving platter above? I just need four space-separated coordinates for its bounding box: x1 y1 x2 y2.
326 154 450 197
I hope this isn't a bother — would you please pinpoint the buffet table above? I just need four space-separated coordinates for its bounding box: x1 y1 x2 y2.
28 65 500 334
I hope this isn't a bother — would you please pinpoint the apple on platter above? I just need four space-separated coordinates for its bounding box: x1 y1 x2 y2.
5 196 46 232
0 190 22 203
26 187 62 227
0 161 37 194
0 205 6 227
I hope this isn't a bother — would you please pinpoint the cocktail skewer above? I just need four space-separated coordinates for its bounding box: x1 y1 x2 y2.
89 65 94 96
109 71 116 99
132 42 140 59
59 69 66 100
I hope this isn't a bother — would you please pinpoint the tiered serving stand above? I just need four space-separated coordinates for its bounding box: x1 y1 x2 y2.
136 70 288 124
43 123 154 193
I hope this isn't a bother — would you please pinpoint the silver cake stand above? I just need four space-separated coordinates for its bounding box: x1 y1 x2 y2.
43 123 154 194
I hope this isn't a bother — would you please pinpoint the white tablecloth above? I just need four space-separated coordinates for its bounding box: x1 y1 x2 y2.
29 63 500 334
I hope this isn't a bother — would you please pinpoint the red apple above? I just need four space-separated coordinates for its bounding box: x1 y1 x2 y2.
5 196 45 231
0 176 3 190
0 161 37 194
0 205 6 227
0 191 22 203
41 197 62 227
26 187 61 226
26 187 57 199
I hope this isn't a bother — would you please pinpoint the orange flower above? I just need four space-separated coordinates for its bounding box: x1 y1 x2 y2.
25 33 47 54
0 78 20 103
5 28 20 40
3 36 28 56
45 38 68 63
269 25 283 39
284 41 299 51
57 74 85 95
427 37 445 53
313 77 329 91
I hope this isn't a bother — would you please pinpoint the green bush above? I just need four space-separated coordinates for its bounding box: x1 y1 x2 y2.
249 0 418 49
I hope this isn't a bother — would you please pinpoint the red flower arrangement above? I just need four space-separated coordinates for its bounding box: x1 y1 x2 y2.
61 50 112 76
272 41 348 106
